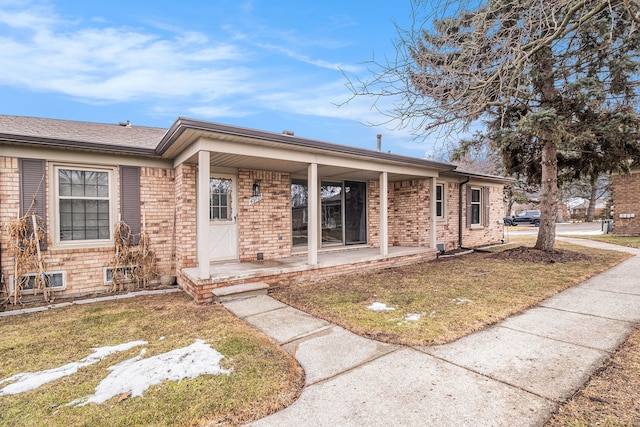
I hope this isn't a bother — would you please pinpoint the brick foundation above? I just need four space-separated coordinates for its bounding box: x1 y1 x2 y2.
180 250 438 303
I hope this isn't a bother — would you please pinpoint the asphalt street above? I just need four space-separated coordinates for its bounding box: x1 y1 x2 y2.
503 221 607 238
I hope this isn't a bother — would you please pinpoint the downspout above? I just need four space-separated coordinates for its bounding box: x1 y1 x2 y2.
458 176 470 249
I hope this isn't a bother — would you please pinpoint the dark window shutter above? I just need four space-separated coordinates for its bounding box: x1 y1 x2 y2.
483 186 491 227
120 166 141 246
465 185 472 228
19 158 47 250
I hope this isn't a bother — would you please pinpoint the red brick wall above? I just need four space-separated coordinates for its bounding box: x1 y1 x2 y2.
367 180 380 247
140 167 176 277
383 178 504 251
0 157 176 298
0 157 21 283
237 170 291 261
613 171 640 236
174 164 196 272
388 179 429 246
461 184 504 248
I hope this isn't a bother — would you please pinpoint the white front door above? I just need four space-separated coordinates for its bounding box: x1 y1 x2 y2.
208 175 238 261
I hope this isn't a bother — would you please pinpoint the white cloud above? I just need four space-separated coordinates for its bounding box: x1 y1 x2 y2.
0 4 255 103
187 105 256 118
0 1 397 131
0 2 58 29
256 43 361 73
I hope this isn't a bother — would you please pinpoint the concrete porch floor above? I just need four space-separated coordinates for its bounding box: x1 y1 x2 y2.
182 246 437 286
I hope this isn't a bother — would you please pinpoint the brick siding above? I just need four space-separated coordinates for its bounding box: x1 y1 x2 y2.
389 180 429 246
613 171 640 236
461 184 504 248
140 167 176 277
237 170 292 261
0 157 20 283
174 164 197 271
367 180 380 247
0 156 176 298
385 179 503 251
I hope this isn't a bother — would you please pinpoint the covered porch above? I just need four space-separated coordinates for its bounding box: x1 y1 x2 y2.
160 119 456 302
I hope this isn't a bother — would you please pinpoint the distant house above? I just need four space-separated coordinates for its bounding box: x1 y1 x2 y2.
0 115 509 302
565 197 607 221
613 169 640 236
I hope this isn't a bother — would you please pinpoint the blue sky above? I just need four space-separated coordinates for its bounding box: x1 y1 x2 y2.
0 0 452 158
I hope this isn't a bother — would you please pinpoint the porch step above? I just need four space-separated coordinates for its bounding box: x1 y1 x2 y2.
212 282 269 303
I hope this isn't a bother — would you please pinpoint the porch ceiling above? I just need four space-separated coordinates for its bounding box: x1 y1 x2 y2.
209 151 428 181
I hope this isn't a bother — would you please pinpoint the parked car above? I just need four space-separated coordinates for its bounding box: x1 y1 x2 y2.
504 210 541 226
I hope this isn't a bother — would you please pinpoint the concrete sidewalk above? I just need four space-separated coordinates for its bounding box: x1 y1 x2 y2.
223 240 640 426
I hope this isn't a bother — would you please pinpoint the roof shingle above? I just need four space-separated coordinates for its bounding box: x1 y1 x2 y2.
0 115 167 149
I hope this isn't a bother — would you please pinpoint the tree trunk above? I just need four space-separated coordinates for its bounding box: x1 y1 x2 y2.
505 185 514 216
534 139 558 251
586 175 597 221
533 45 559 252
556 187 565 223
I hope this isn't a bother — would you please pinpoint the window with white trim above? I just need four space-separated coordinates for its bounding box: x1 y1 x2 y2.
9 271 66 295
55 166 113 242
209 177 233 221
471 187 482 225
435 183 444 220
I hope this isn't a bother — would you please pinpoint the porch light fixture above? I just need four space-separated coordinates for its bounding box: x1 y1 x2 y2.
252 181 261 197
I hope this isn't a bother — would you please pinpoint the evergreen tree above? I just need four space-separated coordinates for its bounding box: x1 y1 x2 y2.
349 0 640 251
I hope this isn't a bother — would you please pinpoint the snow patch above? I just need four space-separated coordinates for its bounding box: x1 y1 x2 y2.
452 298 473 304
367 302 395 312
404 312 425 322
71 339 233 406
396 311 436 325
0 341 147 396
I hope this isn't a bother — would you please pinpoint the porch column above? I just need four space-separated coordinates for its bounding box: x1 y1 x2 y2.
308 163 319 265
430 177 437 249
197 151 210 279
379 171 388 256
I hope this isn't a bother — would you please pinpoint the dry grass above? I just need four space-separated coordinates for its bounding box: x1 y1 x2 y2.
567 234 640 249
546 326 640 427
271 237 631 346
544 234 640 425
0 292 303 427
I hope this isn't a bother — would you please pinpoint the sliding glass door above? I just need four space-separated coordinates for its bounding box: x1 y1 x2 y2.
344 181 366 245
292 179 366 247
291 179 308 247
321 182 343 244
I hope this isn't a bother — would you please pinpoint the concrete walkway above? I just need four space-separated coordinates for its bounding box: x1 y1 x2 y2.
223 239 640 426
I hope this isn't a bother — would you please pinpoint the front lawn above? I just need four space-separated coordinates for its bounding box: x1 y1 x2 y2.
271 238 631 346
546 325 640 426
0 292 303 427
567 234 640 249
